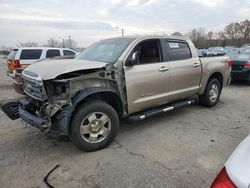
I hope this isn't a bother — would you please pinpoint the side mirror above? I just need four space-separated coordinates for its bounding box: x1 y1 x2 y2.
125 51 139 66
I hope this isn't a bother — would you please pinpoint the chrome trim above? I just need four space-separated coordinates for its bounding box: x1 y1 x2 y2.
22 71 43 82
159 67 169 72
140 115 146 120
163 106 174 112
22 72 47 101
193 63 200 67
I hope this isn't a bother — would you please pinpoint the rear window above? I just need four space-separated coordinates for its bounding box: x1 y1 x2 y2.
166 41 192 61
7 49 18 60
238 54 250 59
20 49 42 60
63 50 75 56
46 49 60 58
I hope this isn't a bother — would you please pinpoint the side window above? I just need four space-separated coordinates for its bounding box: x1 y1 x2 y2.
20 49 42 60
46 49 60 58
63 50 75 56
129 39 161 64
166 41 192 61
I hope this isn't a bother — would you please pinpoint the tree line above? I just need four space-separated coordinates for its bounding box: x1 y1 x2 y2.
172 19 250 49
7 36 77 50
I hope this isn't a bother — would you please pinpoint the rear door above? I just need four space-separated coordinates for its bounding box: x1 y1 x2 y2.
63 49 76 56
19 49 43 66
46 49 61 58
124 39 170 114
163 40 202 102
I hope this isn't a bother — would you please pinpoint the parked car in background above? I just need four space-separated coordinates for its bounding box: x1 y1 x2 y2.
239 46 250 54
230 53 250 83
1 36 231 151
224 46 235 53
226 48 239 59
211 134 250 188
208 47 226 56
6 47 76 77
0 50 10 58
197 48 208 57
14 55 75 94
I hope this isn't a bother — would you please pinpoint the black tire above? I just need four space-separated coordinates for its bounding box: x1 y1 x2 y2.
70 100 119 152
199 78 221 107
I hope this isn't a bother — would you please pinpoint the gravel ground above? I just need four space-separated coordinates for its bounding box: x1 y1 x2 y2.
0 58 249 188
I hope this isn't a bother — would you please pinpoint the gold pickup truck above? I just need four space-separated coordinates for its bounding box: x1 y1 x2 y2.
1 36 231 151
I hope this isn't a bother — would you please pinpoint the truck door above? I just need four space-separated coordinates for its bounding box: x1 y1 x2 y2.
123 39 170 114
163 40 202 102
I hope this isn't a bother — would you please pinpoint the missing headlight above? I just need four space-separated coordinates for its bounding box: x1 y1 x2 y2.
47 80 70 100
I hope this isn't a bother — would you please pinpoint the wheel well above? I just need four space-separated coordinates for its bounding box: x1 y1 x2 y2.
209 72 223 87
76 92 123 118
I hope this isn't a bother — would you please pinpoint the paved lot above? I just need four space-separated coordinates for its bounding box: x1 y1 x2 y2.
0 58 249 188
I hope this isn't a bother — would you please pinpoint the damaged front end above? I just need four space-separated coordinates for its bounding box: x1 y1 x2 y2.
0 68 72 135
1 64 121 136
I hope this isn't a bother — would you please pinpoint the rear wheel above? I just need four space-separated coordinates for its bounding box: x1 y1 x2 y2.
199 78 221 107
70 100 119 151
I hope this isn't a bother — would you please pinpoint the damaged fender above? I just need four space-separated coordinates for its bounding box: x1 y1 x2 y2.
52 86 123 135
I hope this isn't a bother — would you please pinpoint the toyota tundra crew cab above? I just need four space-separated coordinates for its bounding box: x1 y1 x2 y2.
1 36 231 151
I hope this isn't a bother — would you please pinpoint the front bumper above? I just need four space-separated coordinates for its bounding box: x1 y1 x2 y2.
18 97 49 130
19 104 49 130
231 70 250 81
1 97 73 135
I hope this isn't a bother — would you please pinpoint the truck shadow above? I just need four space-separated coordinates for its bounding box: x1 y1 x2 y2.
2 99 224 156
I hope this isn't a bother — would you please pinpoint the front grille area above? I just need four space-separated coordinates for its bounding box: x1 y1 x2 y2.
22 74 48 101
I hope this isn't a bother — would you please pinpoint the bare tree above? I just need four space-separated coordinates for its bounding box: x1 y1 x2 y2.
47 38 60 47
171 32 183 37
16 41 39 47
224 22 241 40
63 36 77 49
207 31 213 40
239 19 250 39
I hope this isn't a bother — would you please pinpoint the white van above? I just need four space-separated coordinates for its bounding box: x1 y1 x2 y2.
6 47 76 76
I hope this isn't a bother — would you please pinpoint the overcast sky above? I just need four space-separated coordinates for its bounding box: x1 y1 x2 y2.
0 0 249 47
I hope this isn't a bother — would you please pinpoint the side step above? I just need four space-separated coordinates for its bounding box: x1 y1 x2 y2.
127 99 196 121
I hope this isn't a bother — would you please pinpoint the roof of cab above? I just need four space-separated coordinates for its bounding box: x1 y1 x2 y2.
13 47 74 51
107 35 190 41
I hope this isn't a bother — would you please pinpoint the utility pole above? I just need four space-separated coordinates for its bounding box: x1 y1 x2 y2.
69 35 72 49
116 27 124 37
62 39 65 48
122 29 124 37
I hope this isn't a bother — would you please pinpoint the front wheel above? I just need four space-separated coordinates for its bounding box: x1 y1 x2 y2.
70 100 119 151
199 78 221 107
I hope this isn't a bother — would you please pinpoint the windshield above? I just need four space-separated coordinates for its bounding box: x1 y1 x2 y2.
76 38 135 64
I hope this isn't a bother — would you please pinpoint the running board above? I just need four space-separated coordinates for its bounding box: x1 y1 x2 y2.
127 99 196 122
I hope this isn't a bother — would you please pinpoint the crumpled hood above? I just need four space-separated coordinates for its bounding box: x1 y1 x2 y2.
225 134 250 188
24 59 107 80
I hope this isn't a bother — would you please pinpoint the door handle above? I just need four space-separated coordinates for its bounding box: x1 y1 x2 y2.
159 67 169 72
193 63 200 67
